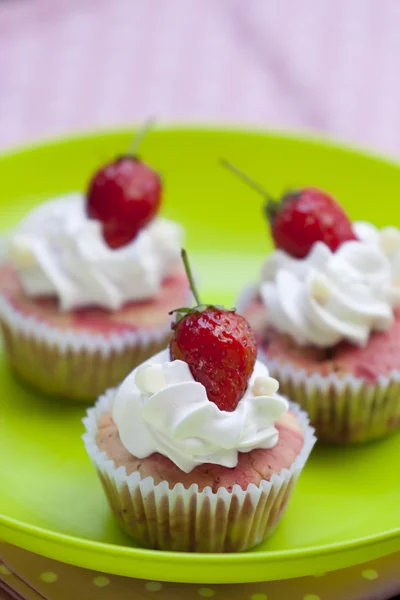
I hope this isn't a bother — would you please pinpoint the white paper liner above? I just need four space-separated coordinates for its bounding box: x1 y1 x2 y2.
82 392 316 553
261 351 400 444
0 293 177 401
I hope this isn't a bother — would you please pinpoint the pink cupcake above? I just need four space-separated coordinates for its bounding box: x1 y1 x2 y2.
0 149 189 402
83 264 315 552
234 178 400 444
83 350 315 552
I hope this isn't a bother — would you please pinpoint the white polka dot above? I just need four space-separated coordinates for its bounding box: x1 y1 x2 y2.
251 594 268 600
93 576 110 587
145 581 163 592
0 565 11 576
362 569 378 580
40 572 58 583
198 588 216 598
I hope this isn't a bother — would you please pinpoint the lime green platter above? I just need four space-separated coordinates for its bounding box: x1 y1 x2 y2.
0 128 399 584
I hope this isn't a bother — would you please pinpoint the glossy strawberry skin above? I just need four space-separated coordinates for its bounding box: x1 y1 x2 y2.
87 156 161 249
170 307 257 412
268 187 357 258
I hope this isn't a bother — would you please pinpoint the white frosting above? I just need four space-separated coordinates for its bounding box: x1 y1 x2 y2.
7 194 183 311
354 221 400 296
112 349 288 473
260 239 399 348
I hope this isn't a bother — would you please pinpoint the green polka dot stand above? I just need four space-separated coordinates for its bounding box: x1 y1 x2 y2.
0 542 399 600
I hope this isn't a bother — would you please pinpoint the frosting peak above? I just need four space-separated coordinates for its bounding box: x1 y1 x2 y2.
354 221 400 292
260 239 398 348
112 349 288 473
8 194 183 311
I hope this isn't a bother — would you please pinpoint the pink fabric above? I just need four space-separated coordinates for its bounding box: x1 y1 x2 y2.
1 0 400 155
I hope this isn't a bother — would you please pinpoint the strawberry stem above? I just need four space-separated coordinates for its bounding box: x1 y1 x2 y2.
181 248 202 305
220 159 278 216
127 117 156 156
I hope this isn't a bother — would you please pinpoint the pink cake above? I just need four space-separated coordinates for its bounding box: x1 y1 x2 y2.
83 250 316 552
219 172 400 444
96 411 304 492
244 297 400 383
241 293 400 444
83 347 315 553
0 262 189 401
0 263 188 336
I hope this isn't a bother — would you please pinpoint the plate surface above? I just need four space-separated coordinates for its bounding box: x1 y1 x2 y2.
0 128 400 584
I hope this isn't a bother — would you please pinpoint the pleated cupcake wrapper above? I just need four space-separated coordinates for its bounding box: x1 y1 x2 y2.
82 391 316 553
0 294 173 402
262 351 400 444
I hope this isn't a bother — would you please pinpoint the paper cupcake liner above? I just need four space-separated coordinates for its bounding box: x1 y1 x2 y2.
82 392 316 553
0 294 173 402
262 352 400 444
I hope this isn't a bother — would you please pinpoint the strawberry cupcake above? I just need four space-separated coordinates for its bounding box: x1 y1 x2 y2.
83 253 316 552
226 162 400 444
0 136 189 402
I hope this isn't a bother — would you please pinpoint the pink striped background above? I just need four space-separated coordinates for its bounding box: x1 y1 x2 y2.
1 0 400 156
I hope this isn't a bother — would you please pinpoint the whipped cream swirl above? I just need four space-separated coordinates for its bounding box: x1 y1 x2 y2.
113 349 288 473
260 239 399 348
7 194 183 311
354 221 400 284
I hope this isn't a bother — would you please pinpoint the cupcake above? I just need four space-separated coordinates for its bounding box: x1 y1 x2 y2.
226 165 400 444
83 252 315 552
0 136 189 402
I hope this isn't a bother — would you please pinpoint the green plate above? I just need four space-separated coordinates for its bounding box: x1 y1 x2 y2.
0 128 400 584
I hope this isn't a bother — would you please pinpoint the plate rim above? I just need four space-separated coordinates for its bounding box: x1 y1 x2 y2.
1 123 400 170
1 511 400 563
1 512 400 583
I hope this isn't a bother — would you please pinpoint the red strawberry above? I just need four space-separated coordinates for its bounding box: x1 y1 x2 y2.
169 250 257 412
87 119 161 249
221 160 357 259
266 187 357 258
